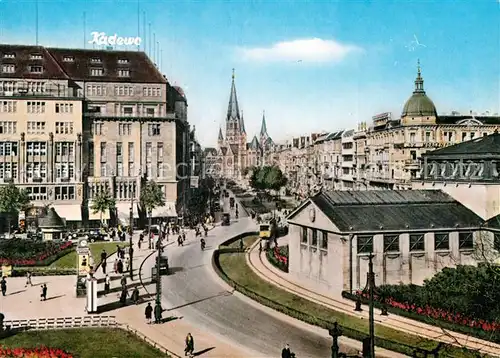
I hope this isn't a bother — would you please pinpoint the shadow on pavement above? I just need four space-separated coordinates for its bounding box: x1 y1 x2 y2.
160 315 181 324
96 270 139 284
167 291 233 311
194 347 215 356
97 281 149 297
168 267 184 275
44 294 65 301
8 289 26 296
97 293 152 313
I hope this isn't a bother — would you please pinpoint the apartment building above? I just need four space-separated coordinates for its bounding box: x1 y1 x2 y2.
0 44 190 228
283 63 500 194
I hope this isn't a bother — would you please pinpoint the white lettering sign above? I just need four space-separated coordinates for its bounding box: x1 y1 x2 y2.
88 32 142 47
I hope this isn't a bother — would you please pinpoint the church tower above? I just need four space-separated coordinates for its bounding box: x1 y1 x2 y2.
225 69 241 145
218 127 224 147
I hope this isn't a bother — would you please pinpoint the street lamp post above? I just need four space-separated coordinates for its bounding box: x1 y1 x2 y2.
155 222 163 322
129 197 134 280
148 209 152 249
367 253 375 358
329 322 342 358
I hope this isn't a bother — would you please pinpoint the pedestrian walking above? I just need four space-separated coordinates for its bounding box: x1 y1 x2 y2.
131 286 139 304
177 235 182 247
25 271 32 287
138 237 142 250
104 274 110 295
100 249 107 263
120 274 127 288
101 259 107 274
117 259 123 274
40 284 47 301
239 239 244 250
125 257 130 271
113 259 118 274
184 333 194 357
145 302 153 324
281 344 292 358
154 303 163 324
259 240 262 252
119 287 128 306
1 277 6 296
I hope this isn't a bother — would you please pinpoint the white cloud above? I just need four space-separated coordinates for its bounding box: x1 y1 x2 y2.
238 38 362 63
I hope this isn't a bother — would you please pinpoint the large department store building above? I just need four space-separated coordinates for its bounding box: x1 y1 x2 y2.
0 44 193 229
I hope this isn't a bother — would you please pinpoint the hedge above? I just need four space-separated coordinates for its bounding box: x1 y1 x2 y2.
10 267 76 277
211 233 479 358
342 291 500 344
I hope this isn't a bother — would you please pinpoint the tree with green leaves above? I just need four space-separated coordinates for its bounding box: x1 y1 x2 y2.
0 183 30 234
91 189 116 227
140 180 165 231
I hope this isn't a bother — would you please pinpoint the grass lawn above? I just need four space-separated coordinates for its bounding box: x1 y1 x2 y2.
223 235 259 250
218 251 481 358
0 328 168 358
49 242 129 269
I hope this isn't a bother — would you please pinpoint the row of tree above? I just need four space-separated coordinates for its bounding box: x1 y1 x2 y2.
246 165 288 192
0 181 166 230
91 180 165 225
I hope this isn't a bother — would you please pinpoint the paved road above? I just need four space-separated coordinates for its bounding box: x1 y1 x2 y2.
161 196 334 358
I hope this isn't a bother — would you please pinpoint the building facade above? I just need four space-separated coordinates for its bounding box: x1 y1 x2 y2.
278 62 500 195
0 44 191 228
287 189 499 296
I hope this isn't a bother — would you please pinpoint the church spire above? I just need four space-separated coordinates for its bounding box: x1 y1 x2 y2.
260 110 268 138
218 127 224 141
226 68 241 122
240 110 246 134
414 59 425 93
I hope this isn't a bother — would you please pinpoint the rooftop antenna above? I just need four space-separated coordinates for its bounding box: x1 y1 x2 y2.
83 12 86 48
153 33 156 63
35 0 39 45
142 12 146 52
148 22 151 57
137 0 140 51
156 41 159 67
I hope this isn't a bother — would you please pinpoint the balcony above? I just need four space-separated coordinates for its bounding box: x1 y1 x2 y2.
0 88 82 99
404 159 420 169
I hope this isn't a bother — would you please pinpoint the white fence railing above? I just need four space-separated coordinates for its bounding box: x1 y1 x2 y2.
2 316 181 357
4 315 117 330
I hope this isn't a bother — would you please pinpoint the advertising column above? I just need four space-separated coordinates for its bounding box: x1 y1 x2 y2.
75 238 91 297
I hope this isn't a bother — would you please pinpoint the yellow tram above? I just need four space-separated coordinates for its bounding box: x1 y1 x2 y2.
259 223 271 239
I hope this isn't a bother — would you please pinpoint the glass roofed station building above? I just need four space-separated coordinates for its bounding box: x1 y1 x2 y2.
286 129 500 296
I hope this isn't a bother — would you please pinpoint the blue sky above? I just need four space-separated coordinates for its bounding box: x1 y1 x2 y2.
0 0 499 146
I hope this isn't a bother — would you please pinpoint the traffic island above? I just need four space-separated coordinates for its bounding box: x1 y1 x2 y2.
212 233 486 358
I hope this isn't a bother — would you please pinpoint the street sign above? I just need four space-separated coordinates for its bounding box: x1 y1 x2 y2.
190 176 199 188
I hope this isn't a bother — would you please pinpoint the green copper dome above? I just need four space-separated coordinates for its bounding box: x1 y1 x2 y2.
402 62 437 117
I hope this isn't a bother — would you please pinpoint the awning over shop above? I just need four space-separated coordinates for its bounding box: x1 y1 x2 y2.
151 202 177 218
88 208 110 221
51 205 82 222
116 202 139 224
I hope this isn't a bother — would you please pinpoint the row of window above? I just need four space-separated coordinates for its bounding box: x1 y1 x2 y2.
24 186 76 201
356 232 474 253
0 81 47 94
1 101 17 113
0 121 17 134
55 122 74 135
99 141 165 161
27 121 45 134
89 68 129 77
55 103 74 114
93 122 162 136
301 228 328 250
84 85 162 97
0 162 18 179
97 161 168 178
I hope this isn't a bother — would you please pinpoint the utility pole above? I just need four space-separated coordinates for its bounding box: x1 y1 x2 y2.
128 197 134 280
368 253 375 358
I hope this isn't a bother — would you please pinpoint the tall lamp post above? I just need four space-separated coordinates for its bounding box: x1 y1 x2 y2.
367 253 375 358
128 197 134 280
155 222 163 322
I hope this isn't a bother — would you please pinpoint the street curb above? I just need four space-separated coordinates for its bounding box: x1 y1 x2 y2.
138 241 176 299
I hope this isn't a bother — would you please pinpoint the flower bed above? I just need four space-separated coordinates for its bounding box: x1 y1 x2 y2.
0 346 73 357
342 290 500 343
0 241 74 266
266 245 288 272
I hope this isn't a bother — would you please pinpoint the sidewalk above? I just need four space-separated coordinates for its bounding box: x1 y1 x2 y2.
247 238 500 356
114 232 255 358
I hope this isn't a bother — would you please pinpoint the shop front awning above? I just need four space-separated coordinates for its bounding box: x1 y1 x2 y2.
51 205 82 222
116 202 139 224
88 208 110 221
151 202 177 218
